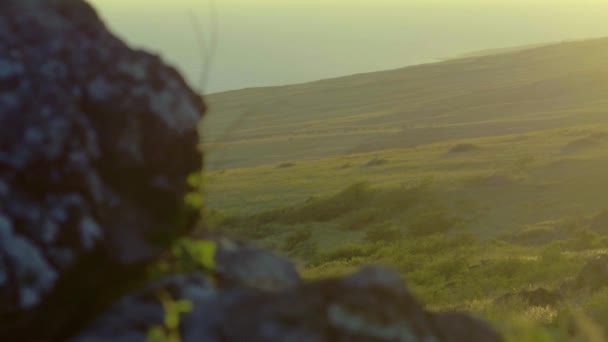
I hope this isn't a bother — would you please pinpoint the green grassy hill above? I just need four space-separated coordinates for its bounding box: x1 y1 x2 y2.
202 37 608 170
195 37 608 339
200 124 608 339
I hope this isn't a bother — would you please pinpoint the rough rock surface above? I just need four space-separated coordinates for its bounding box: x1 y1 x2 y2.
1 1 503 341
76 264 501 342
0 0 204 338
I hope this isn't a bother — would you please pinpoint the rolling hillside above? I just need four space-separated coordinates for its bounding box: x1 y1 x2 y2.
200 38 608 338
202 37 608 170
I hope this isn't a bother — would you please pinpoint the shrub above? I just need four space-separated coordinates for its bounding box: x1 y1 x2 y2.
338 209 382 231
407 208 462 237
311 243 377 266
364 223 403 243
540 242 564 264
283 229 312 251
514 155 536 172
508 221 567 246
363 157 389 167
276 162 296 169
373 183 433 211
562 229 600 251
561 137 598 154
227 223 283 240
289 182 373 222
448 143 479 154
590 209 608 233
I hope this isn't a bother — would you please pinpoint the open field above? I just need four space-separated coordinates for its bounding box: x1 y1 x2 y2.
193 38 608 340
196 123 608 339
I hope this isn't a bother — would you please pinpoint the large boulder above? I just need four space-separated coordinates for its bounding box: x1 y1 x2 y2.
0 0 205 339
76 266 501 342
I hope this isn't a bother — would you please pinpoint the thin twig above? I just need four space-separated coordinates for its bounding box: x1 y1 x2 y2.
188 0 219 95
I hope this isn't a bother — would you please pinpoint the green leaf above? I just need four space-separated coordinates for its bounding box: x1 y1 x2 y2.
196 240 218 271
146 326 168 342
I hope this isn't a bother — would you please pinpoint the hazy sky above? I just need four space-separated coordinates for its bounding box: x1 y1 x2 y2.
89 0 608 94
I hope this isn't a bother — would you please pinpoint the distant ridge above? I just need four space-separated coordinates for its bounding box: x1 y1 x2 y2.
203 37 608 169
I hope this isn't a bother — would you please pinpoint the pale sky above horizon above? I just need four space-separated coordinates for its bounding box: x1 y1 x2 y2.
88 0 608 94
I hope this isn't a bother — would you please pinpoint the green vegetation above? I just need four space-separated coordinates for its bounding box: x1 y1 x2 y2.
203 38 608 170
196 39 608 340
196 122 608 340
147 290 193 342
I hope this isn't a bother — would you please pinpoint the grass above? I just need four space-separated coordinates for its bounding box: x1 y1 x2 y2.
202 38 608 170
194 122 608 340
193 38 608 340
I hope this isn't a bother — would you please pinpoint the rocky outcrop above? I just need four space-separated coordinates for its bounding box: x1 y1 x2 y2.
0 1 502 341
76 260 501 342
0 0 204 338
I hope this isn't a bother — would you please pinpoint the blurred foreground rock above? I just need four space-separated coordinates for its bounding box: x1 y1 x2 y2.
0 0 204 338
76 256 501 342
0 0 502 341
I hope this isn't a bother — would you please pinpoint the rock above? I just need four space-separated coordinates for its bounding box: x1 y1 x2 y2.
76 267 502 342
575 254 608 291
71 273 216 342
0 0 205 339
213 236 301 291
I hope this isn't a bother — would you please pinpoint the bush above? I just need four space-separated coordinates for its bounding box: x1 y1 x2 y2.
227 223 283 240
283 229 312 251
562 229 600 251
276 162 296 169
561 137 599 154
590 209 608 233
448 143 479 154
311 243 377 266
373 183 433 211
289 182 373 222
364 223 403 243
407 208 462 237
338 209 382 231
508 221 567 246
363 157 389 167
